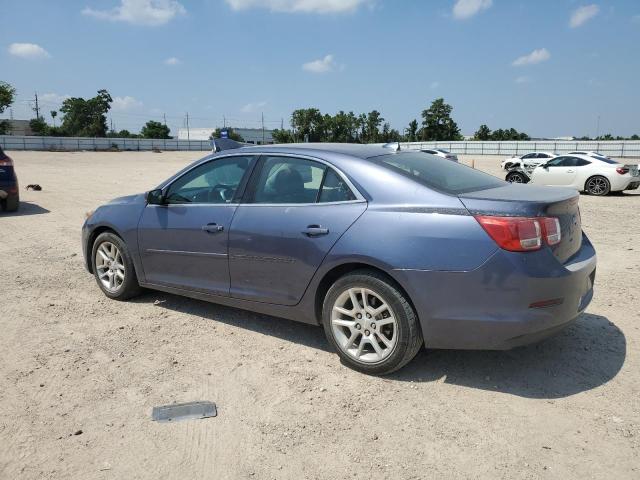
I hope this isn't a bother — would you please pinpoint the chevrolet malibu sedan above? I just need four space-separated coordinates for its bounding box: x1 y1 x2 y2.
82 144 596 374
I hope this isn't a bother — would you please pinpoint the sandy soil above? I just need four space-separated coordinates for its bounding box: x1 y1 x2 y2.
0 151 638 480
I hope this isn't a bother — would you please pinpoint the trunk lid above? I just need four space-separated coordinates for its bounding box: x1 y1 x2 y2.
459 184 582 263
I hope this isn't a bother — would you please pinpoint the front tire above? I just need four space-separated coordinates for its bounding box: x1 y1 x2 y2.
91 232 142 300
585 176 611 196
506 172 528 184
322 270 423 375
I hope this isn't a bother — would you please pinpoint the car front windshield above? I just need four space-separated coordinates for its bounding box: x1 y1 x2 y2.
373 151 504 195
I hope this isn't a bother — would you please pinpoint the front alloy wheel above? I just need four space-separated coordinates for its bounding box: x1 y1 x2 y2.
91 232 142 300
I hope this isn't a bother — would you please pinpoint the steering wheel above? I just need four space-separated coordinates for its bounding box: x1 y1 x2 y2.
212 184 236 202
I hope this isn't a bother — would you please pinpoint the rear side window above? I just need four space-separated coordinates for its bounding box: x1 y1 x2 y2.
374 152 504 195
319 169 356 203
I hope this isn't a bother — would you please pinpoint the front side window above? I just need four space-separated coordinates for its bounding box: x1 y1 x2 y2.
546 156 568 167
251 156 356 204
165 155 254 204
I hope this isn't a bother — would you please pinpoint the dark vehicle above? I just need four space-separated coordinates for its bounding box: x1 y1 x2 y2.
82 144 596 374
0 147 19 212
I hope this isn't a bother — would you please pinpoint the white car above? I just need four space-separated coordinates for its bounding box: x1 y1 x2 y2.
512 154 640 196
421 148 459 162
501 152 556 170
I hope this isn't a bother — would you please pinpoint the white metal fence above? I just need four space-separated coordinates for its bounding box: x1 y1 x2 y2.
2 135 640 158
401 140 640 158
0 135 213 151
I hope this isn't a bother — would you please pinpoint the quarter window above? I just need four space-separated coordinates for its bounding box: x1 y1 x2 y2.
165 156 254 204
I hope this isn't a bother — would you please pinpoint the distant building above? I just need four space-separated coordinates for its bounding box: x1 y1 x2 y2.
0 119 33 136
177 127 274 144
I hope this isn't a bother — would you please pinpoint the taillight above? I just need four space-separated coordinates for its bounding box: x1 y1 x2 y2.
475 215 561 252
616 167 629 175
0 159 12 166
542 217 561 245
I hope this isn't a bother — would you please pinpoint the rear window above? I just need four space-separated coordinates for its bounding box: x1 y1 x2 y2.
373 151 504 195
595 156 618 164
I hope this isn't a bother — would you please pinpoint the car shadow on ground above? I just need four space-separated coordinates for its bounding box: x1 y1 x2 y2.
0 201 50 216
139 291 625 399
391 313 626 399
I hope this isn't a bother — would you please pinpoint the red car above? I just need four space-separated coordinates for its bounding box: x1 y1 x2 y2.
0 146 19 212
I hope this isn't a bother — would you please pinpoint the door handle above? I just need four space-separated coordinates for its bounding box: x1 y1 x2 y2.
302 225 329 237
202 223 224 233
567 170 575 173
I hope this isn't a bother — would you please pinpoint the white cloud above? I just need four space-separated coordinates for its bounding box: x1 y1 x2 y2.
82 0 186 26
515 76 532 84
164 56 181 65
225 0 371 14
241 101 268 113
570 4 599 28
452 0 492 20
40 93 71 105
8 43 51 59
302 54 336 73
512 48 550 67
112 96 143 111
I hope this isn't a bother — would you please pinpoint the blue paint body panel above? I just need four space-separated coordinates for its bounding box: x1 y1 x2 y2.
82 144 597 350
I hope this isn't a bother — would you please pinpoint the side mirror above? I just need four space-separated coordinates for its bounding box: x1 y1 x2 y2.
146 189 165 205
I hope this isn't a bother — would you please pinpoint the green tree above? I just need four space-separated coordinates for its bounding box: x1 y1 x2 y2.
50 110 57 127
291 108 325 142
29 117 48 136
474 124 492 140
364 110 384 143
59 89 112 137
211 127 244 142
630 134 640 140
406 119 419 142
420 98 461 141
141 120 171 139
0 81 16 135
272 128 294 143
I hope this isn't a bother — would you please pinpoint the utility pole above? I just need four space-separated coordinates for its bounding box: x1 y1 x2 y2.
595 115 601 139
34 92 40 119
186 112 190 141
163 113 167 126
223 115 226 128
110 117 114 132
261 112 265 144
281 118 284 130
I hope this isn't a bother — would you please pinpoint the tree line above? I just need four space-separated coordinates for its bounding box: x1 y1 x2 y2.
2 80 639 142
0 82 171 139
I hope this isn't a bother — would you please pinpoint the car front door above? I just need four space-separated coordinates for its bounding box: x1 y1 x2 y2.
228 155 367 305
137 154 256 295
531 156 578 186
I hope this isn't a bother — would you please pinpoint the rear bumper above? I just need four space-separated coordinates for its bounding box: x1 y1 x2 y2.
394 233 597 350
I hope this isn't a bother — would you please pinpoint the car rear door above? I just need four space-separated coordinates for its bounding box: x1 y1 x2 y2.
228 154 367 305
137 154 257 295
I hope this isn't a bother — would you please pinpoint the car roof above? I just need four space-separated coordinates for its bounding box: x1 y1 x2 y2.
232 143 393 160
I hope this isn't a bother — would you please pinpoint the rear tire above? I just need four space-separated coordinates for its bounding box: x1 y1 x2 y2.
585 175 610 196
506 172 528 184
322 270 423 375
91 232 142 300
1 196 19 212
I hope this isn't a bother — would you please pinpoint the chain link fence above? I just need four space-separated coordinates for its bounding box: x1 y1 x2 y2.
0 135 212 151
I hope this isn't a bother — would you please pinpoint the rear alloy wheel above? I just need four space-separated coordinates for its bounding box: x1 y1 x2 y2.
506 172 528 184
323 270 423 375
585 176 610 196
92 232 142 300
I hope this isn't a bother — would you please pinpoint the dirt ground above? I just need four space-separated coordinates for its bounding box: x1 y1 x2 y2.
0 150 638 480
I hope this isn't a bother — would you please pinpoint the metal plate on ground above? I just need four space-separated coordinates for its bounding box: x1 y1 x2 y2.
152 401 217 423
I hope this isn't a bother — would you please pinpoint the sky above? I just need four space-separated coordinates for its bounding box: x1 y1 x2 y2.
1 0 640 138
